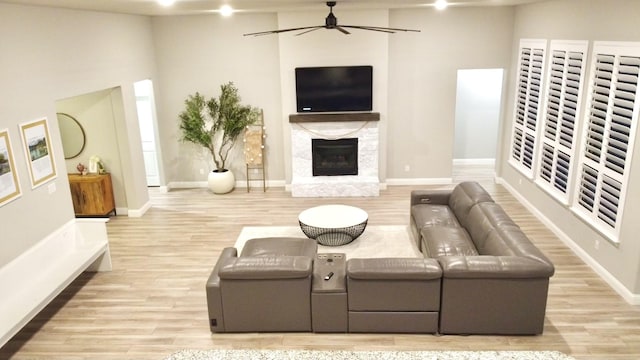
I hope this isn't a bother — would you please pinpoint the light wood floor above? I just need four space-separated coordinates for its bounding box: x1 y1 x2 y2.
2 171 640 359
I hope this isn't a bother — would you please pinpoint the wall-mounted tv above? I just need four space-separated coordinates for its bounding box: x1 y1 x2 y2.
295 65 373 113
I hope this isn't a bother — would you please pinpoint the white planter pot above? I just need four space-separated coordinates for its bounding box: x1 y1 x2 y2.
207 169 235 194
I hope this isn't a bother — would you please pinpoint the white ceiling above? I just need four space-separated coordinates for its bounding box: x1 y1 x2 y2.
0 0 549 16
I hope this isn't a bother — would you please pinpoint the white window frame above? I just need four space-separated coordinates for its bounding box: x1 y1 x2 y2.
509 39 548 179
535 40 589 205
571 41 640 243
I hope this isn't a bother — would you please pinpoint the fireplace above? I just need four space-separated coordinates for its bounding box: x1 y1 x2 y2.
312 138 358 176
289 113 380 197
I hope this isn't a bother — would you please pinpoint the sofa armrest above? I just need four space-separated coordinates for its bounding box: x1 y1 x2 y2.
207 247 239 288
347 258 442 280
410 190 451 207
205 247 238 332
219 256 312 280
438 255 555 279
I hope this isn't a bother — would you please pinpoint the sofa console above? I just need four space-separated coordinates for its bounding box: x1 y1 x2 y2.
206 182 554 335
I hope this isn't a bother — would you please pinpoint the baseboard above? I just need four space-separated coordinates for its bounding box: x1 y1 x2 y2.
240 179 286 189
169 179 451 191
453 158 496 166
495 177 640 305
385 178 453 186
168 181 208 189
126 200 151 218
167 180 286 190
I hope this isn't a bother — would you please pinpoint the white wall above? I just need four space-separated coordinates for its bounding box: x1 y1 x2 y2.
497 0 640 297
0 3 154 267
151 13 283 184
387 7 514 180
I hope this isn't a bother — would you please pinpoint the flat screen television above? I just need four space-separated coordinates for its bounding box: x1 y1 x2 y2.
295 65 373 113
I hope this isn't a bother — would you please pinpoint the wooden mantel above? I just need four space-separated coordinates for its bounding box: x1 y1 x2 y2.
289 112 380 123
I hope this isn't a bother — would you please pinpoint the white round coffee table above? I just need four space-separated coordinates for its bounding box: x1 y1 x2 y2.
298 204 368 246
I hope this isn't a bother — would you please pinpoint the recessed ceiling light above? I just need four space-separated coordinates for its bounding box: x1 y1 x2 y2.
220 5 234 17
158 0 176 7
434 0 448 10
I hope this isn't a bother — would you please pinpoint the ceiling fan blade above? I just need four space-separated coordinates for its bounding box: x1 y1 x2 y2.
346 25 421 33
244 25 323 37
341 25 395 34
295 27 324 36
335 26 351 35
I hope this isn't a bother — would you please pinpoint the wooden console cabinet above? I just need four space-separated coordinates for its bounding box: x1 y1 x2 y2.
68 173 116 217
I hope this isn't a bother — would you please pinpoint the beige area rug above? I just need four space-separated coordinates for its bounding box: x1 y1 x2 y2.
235 225 421 259
165 349 575 360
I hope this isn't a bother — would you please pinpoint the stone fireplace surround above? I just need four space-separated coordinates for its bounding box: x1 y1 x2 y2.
289 113 380 197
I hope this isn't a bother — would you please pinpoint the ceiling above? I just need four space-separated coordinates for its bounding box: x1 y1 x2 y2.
0 0 549 16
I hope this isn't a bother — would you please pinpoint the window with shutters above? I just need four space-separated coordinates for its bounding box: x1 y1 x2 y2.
509 39 547 178
535 41 588 204
572 42 640 243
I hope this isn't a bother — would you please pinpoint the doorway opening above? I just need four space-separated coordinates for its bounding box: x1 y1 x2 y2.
453 68 504 181
134 80 162 187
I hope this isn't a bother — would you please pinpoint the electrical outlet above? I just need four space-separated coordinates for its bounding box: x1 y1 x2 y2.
199 168 205 175
48 183 56 194
518 178 522 185
404 165 410 172
594 239 600 250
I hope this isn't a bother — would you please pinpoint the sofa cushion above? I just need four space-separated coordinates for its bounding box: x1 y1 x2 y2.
411 204 461 228
347 258 442 312
465 202 519 252
438 255 555 278
421 226 478 258
448 181 494 228
347 258 442 280
240 237 317 258
219 256 312 280
483 227 554 269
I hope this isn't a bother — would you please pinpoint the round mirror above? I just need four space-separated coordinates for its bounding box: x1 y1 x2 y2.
57 112 86 159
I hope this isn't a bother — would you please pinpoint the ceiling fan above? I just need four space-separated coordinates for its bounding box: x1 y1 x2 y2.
243 1 421 37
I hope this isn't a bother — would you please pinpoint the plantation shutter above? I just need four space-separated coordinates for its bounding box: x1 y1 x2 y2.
572 42 640 242
535 41 588 204
509 39 547 178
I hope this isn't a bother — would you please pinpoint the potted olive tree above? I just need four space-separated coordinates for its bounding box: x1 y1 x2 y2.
179 82 259 194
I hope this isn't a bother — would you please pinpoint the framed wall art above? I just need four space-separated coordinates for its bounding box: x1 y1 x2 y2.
19 118 57 189
0 129 22 207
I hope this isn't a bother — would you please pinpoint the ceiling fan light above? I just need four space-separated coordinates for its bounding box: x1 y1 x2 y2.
158 0 176 7
220 5 233 17
434 0 448 10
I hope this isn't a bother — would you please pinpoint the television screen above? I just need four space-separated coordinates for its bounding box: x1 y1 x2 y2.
295 65 373 113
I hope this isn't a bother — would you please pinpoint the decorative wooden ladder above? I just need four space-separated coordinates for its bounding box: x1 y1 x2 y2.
243 110 266 192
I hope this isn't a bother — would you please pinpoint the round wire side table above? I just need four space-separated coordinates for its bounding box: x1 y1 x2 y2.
298 204 368 246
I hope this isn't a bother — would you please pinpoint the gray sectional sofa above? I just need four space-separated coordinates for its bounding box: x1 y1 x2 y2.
206 181 554 335
410 181 555 334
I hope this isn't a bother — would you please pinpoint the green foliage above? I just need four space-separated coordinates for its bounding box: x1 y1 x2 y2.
178 82 259 170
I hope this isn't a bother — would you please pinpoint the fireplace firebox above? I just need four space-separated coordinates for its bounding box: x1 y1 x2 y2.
312 138 358 176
